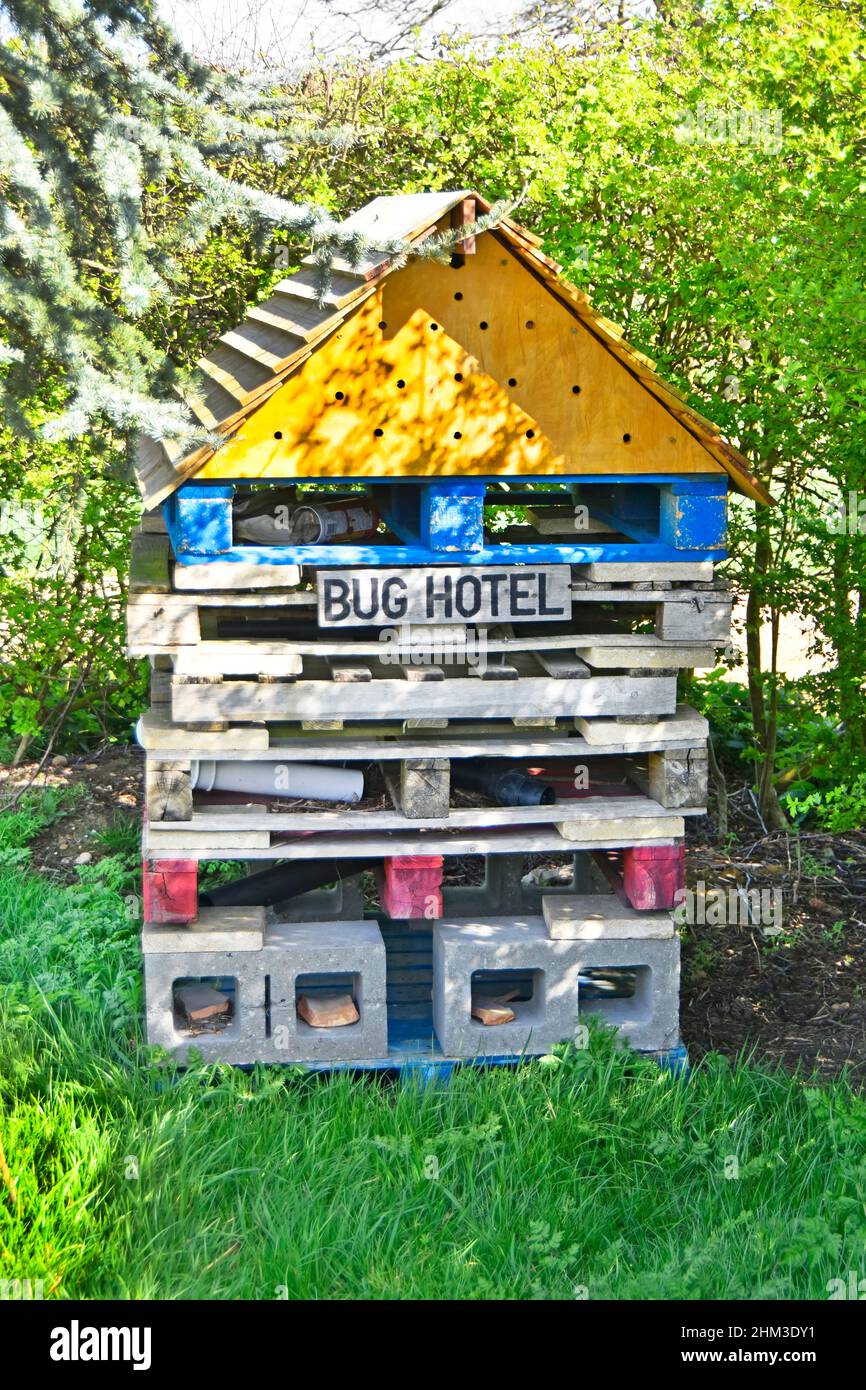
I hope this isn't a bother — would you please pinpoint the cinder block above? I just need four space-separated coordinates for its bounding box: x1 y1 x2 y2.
542 894 675 940
574 935 680 1053
143 942 269 1064
432 917 583 1058
143 920 387 1065
266 920 387 1063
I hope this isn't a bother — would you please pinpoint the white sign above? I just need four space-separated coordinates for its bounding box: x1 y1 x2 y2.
317 565 572 627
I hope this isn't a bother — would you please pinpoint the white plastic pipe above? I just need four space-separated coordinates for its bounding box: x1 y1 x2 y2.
190 759 363 803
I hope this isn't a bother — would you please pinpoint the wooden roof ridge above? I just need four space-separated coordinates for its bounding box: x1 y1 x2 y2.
135 188 771 508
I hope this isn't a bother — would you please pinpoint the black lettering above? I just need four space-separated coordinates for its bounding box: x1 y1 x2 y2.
455 574 482 618
352 576 380 622
381 576 408 621
538 572 566 617
426 573 453 619
323 577 351 623
479 572 508 617
510 573 535 616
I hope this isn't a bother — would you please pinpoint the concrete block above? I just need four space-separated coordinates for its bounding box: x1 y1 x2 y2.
543 895 675 940
143 919 387 1065
142 905 266 954
143 942 270 1064
266 920 388 1063
575 934 680 1053
433 917 583 1058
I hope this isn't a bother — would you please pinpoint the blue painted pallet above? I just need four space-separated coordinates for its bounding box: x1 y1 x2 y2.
294 1010 690 1086
163 474 728 569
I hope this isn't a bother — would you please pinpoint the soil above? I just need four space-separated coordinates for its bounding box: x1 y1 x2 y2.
2 746 864 1081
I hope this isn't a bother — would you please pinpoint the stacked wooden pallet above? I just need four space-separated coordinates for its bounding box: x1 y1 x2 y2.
127 188 756 1074
130 489 727 1070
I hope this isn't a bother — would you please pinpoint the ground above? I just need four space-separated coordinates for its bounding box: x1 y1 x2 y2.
1 744 864 1081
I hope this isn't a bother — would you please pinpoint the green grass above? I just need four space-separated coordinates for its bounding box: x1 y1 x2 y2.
1 792 865 1299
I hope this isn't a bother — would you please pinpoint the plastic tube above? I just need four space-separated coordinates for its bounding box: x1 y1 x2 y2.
199 858 377 908
452 761 555 807
190 759 363 803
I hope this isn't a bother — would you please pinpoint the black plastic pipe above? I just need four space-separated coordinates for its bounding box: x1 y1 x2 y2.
199 858 377 908
452 761 555 807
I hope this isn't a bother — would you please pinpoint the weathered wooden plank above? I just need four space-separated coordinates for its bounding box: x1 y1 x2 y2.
574 561 714 583
556 811 684 842
146 761 193 822
397 759 451 820
655 597 732 642
147 794 683 835
172 559 301 591
170 672 678 724
574 704 708 747
325 658 373 683
144 824 679 862
532 651 591 679
130 533 171 593
137 708 269 751
576 644 717 670
172 643 303 677
646 747 709 809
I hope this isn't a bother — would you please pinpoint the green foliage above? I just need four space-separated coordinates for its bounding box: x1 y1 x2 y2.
0 385 145 756
785 776 866 833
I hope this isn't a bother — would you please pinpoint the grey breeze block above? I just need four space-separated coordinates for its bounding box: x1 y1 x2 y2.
572 934 680 1054
433 916 681 1058
143 919 387 1065
433 917 584 1059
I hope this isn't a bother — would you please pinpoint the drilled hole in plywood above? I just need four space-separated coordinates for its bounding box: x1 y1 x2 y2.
525 429 535 439
525 320 535 329
374 428 384 437
508 377 517 387
334 391 344 400
273 431 283 439
453 431 462 440
572 385 581 394
454 292 463 301
396 379 406 389
430 322 439 331
454 372 464 382
378 320 387 329
622 433 632 443
479 321 489 330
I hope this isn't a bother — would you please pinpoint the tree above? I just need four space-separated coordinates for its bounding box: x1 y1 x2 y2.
0 0 489 448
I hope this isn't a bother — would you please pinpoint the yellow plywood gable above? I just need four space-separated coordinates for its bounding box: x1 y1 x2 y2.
199 233 724 481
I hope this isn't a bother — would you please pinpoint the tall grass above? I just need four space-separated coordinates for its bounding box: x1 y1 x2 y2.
1 793 865 1299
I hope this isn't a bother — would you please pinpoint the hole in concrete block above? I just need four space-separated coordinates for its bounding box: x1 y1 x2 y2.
295 971 361 1031
173 977 236 1036
470 968 544 1027
579 966 649 1031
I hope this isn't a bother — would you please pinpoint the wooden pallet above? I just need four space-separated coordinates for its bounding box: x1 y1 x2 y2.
143 726 708 832
159 474 727 568
166 662 681 725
